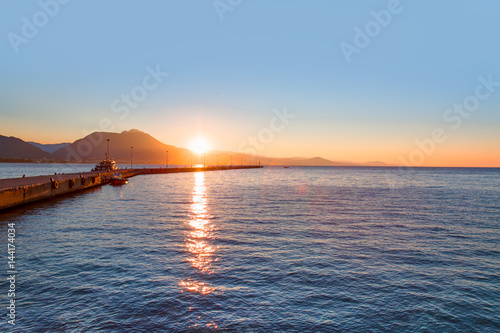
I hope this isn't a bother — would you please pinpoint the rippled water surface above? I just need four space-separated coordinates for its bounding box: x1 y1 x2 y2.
1 166 499 332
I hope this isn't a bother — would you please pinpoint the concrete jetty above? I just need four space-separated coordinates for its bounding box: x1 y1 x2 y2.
0 165 263 211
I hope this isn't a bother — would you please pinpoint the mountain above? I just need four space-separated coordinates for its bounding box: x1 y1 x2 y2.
272 156 353 166
251 157 389 166
250 156 352 166
207 152 354 167
52 129 193 165
0 135 53 160
28 142 71 154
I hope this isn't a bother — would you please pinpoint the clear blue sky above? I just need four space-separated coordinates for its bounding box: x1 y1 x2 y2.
1 0 499 166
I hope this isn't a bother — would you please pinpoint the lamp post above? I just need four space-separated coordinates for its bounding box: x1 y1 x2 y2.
106 139 110 161
166 150 169 168
130 146 133 169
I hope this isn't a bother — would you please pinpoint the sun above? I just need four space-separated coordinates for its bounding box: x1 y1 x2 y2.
190 138 210 154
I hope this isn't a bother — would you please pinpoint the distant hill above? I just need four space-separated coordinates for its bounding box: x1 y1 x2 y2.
0 135 53 159
208 152 354 167
52 129 193 165
28 142 71 154
255 157 388 166
362 161 389 167
257 156 354 166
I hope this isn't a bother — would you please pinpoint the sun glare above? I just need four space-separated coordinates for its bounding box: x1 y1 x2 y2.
190 138 210 154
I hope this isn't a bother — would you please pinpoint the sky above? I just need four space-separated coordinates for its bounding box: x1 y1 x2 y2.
0 0 499 167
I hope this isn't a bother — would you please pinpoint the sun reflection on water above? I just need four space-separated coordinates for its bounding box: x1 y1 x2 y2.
180 172 218 295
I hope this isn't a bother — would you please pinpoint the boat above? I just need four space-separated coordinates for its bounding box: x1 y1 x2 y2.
92 139 119 172
110 173 128 185
93 153 119 172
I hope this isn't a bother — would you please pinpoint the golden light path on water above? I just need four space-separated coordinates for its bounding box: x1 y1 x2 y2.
180 172 217 295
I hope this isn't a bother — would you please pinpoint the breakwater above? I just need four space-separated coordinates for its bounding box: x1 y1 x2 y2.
0 165 263 211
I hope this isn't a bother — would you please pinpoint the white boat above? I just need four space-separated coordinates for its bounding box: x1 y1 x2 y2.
93 139 119 172
92 153 119 172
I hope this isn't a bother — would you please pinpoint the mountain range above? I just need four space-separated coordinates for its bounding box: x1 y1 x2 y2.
28 141 71 154
0 130 387 166
0 135 53 160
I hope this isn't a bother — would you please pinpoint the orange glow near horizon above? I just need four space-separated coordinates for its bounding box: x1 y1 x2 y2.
1 120 498 167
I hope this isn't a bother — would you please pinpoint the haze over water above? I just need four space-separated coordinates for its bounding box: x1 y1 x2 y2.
0 165 498 332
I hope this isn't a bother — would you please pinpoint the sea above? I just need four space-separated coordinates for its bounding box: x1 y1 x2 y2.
0 164 498 332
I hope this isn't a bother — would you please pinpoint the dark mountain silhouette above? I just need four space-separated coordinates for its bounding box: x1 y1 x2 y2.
52 129 194 165
28 142 71 154
0 135 53 159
